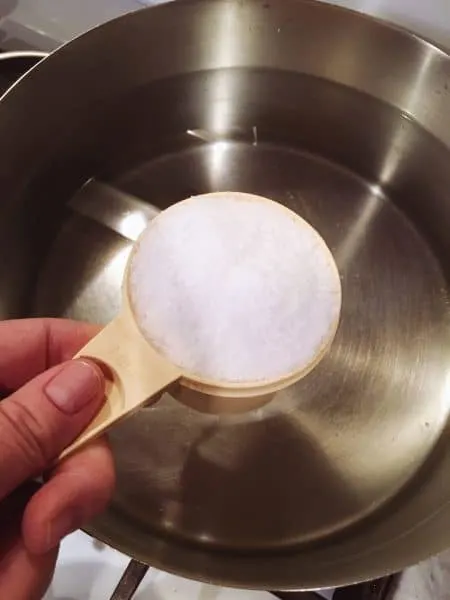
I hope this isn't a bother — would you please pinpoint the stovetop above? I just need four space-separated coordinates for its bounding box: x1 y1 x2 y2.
43 531 396 600
41 529 450 600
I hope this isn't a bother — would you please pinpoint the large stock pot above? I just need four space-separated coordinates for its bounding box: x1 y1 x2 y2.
2 0 450 591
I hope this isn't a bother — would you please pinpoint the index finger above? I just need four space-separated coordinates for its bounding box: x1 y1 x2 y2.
0 318 100 392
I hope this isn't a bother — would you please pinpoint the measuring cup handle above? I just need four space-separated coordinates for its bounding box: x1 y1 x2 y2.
59 315 181 461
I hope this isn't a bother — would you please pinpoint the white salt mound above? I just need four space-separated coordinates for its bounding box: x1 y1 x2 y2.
129 192 341 384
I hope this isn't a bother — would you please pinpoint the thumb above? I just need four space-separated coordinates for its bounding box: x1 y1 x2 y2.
0 359 105 499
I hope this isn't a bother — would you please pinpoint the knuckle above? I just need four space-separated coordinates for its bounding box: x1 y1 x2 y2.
0 398 50 470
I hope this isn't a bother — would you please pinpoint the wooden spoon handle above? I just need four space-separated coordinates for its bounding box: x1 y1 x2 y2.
59 314 181 461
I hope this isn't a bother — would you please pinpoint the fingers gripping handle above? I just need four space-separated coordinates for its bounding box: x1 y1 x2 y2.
59 316 182 460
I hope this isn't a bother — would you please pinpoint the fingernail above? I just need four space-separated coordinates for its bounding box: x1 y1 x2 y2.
44 510 81 552
45 360 104 415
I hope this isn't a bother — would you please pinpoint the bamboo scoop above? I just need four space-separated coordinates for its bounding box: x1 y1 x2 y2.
60 192 342 460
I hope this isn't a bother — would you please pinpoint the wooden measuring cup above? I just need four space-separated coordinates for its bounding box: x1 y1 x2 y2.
60 192 342 460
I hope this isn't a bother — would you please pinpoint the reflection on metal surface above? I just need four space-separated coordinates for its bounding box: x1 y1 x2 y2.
376 35 437 186
101 246 131 291
187 129 217 143
33 220 133 324
119 212 148 240
253 125 258 146
3 0 450 591
378 114 421 188
208 2 241 134
402 46 438 119
334 191 384 268
209 141 230 188
69 181 159 241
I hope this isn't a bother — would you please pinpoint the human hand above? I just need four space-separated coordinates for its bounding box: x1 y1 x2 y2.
0 318 115 600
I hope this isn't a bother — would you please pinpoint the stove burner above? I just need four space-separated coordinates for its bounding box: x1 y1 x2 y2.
108 559 400 600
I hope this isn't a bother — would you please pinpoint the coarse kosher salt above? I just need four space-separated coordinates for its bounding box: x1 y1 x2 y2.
128 192 341 384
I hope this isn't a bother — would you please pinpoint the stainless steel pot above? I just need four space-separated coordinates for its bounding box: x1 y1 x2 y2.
0 51 46 87
1 0 450 592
